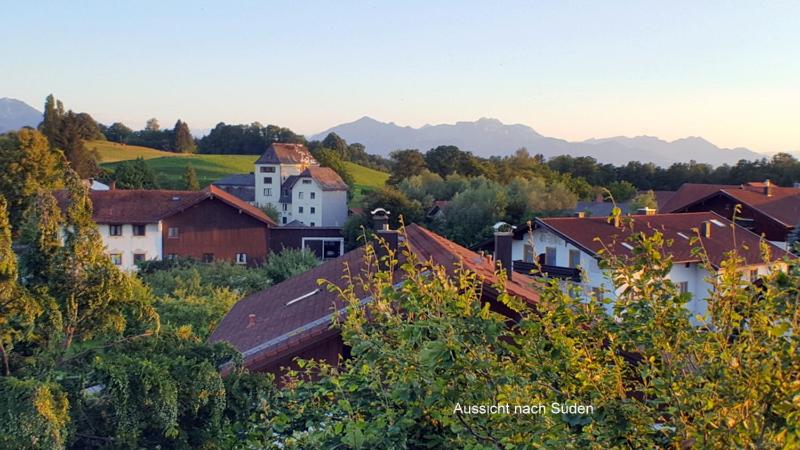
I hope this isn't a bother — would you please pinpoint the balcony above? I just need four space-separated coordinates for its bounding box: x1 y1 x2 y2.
513 260 582 282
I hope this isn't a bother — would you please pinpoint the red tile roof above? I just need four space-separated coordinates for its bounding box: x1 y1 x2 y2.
255 143 318 165
660 182 800 227
57 186 276 226
300 166 348 191
537 212 792 268
208 224 539 368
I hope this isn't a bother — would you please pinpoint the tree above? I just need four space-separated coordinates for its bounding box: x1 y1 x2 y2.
629 190 658 212
263 248 319 284
0 197 41 376
363 187 424 229
240 228 800 449
313 148 354 187
321 132 349 159
104 122 133 143
441 178 508 247
0 129 64 230
145 118 160 132
607 180 638 202
183 164 199 190
425 145 463 177
39 94 64 141
388 149 427 185
113 157 158 189
172 120 196 153
259 203 280 222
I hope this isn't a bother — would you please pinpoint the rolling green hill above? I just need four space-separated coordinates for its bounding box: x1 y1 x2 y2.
92 141 388 203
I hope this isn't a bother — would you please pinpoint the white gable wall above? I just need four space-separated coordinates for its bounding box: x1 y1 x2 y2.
98 222 162 271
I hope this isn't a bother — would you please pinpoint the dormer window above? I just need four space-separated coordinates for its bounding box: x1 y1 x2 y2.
302 179 312 184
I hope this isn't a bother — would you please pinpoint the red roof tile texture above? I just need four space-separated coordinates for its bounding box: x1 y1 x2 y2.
301 166 348 191
208 224 539 363
255 143 318 165
537 212 792 268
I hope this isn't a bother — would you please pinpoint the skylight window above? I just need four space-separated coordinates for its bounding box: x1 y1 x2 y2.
677 232 690 240
286 289 320 306
710 219 725 227
621 243 634 250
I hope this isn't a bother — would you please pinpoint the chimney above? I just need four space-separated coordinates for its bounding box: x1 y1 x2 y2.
574 211 586 218
764 179 773 197
371 208 398 270
493 229 513 280
637 207 656 216
702 221 712 238
247 314 256 328
109 180 117 190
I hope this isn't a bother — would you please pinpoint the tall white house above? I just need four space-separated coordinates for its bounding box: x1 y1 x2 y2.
509 212 791 318
254 143 348 227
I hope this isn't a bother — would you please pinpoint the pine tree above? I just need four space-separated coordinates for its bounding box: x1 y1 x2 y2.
172 120 196 153
183 164 199 190
39 94 63 142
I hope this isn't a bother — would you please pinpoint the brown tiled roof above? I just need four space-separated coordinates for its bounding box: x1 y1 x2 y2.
659 184 739 213
255 143 318 165
300 167 348 191
537 212 792 268
57 185 276 226
652 191 676 211
208 224 539 368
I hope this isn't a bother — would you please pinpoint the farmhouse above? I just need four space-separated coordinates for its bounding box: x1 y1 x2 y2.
660 180 800 248
510 212 791 318
58 185 276 270
208 214 539 376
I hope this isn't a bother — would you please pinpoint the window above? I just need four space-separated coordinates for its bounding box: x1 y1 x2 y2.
168 227 179 238
523 244 535 263
263 177 273 184
133 225 146 236
263 188 272 196
310 207 316 214
545 247 557 265
299 206 304 213
133 253 145 264
310 192 316 199
302 179 312 184
310 222 315 227
748 268 759 282
298 192 304 199
282 203 288 211
259 166 275 173
236 253 247 265
568 249 581 268
677 281 689 294
109 253 122 266
282 217 287 224
109 224 123 236
202 253 214 263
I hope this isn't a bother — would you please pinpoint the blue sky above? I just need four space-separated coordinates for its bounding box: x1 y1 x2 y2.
4 1 799 152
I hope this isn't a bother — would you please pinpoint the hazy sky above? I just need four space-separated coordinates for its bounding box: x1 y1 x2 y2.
4 1 799 153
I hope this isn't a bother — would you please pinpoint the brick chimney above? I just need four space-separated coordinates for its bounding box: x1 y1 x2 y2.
492 222 514 280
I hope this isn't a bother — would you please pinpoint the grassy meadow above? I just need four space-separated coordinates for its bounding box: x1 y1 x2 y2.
91 140 388 203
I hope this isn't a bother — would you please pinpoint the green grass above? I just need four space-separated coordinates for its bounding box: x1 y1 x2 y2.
93 141 388 200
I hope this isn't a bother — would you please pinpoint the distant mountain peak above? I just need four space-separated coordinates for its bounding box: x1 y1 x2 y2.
311 116 764 166
0 97 42 133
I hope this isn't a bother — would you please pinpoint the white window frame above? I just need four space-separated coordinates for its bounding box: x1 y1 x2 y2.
236 253 247 265
301 237 345 260
109 252 123 266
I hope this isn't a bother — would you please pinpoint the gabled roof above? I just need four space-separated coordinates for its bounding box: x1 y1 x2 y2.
58 185 276 226
298 167 348 191
208 224 539 368
660 182 800 227
535 212 791 268
652 191 676 211
255 143 318 165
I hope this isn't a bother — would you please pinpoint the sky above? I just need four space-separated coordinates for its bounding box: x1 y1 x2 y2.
3 0 800 153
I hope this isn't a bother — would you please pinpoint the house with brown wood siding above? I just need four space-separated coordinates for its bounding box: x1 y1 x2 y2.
58 185 277 270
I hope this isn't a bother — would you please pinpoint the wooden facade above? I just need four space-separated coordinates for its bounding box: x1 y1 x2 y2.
162 197 271 266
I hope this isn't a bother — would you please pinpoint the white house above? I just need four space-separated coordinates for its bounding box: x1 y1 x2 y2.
253 143 348 227
510 212 791 318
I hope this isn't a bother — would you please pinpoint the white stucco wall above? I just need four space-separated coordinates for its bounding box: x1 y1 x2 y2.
98 222 162 271
321 190 348 227
290 179 323 226
254 164 280 207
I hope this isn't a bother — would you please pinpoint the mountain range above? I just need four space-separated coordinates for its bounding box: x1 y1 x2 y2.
312 117 765 166
0 98 42 133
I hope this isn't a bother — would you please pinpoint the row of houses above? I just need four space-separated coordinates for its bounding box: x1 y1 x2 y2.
207 181 799 377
